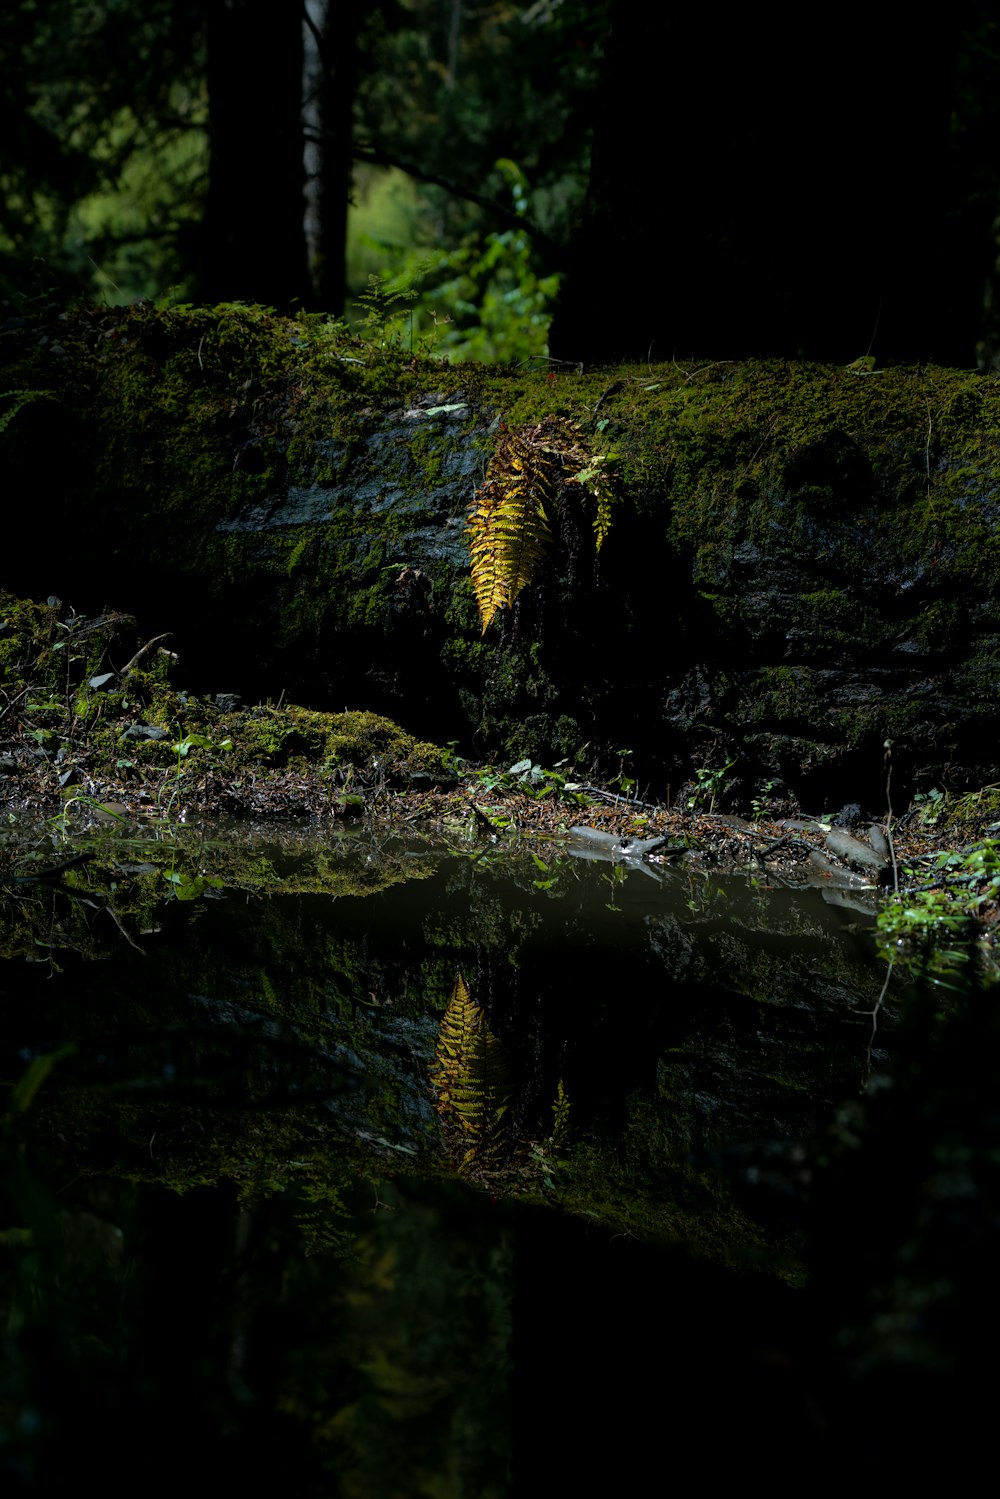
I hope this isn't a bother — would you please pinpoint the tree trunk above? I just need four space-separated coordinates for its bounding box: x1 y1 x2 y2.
550 8 979 366
200 0 311 309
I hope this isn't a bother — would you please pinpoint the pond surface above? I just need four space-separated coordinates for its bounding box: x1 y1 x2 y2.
3 821 978 1490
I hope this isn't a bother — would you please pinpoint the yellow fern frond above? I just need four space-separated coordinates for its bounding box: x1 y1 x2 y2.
430 972 512 1174
464 428 560 632
467 427 557 632
467 417 617 630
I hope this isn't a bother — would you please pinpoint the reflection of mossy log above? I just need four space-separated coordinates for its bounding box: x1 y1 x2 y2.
7 302 1000 799
1 842 895 1277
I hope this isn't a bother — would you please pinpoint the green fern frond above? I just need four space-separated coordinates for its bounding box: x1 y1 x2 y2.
293 1178 353 1258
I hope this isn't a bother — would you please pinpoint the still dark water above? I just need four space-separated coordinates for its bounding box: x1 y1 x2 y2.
1 822 994 1489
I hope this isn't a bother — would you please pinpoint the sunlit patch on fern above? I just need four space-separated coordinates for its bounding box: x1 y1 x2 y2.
430 972 513 1176
467 415 617 631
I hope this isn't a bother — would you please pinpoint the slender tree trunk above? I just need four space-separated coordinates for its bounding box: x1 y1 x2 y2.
302 0 364 314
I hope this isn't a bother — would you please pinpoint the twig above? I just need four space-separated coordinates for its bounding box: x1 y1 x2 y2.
883 738 899 894
576 783 662 812
12 852 95 883
0 685 28 723
102 899 146 953
591 380 624 420
862 954 896 1078
119 633 173 677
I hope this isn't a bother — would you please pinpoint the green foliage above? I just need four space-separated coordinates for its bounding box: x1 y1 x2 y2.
2 0 606 313
161 867 224 902
477 757 586 805
348 159 563 360
750 779 781 823
608 747 637 799
876 839 1000 985
352 268 422 353
460 760 587 843
913 787 946 826
158 728 233 817
0 0 206 302
388 160 560 361
687 756 737 814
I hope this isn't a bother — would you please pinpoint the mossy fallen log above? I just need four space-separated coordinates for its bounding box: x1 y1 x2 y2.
5 302 1000 805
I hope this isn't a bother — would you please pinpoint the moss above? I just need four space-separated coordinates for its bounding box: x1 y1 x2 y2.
923 787 1000 839
8 303 1000 796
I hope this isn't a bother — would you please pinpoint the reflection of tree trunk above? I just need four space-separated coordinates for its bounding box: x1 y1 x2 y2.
302 0 364 314
201 0 311 309
551 8 976 366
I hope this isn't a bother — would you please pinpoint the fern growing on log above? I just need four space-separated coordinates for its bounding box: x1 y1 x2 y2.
430 972 512 1175
467 415 616 632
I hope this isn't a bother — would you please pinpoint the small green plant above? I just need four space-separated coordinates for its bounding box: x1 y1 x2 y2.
468 758 586 808
602 862 627 911
913 786 946 826
353 268 422 353
49 791 130 839
609 748 636 799
440 739 467 776
159 729 232 814
161 867 224 902
684 872 729 920
687 756 737 814
530 853 560 892
750 778 780 823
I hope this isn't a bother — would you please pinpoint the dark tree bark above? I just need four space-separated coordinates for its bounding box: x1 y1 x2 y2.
200 0 311 309
550 8 983 366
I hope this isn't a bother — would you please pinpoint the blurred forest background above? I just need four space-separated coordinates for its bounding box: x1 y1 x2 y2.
3 0 1000 366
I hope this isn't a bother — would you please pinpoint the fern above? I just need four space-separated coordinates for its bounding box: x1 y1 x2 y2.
467 425 557 632
430 972 513 1174
550 1077 571 1148
293 1177 353 1258
467 415 616 631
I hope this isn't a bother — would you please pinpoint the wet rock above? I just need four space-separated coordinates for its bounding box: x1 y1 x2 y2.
825 828 888 875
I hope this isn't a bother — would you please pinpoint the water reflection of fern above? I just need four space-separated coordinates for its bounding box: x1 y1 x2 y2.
430 972 513 1177
430 973 572 1191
